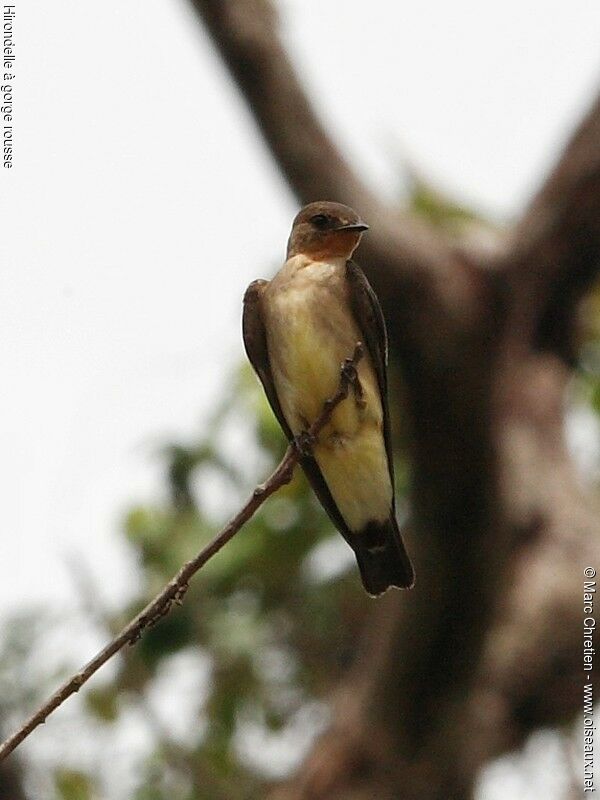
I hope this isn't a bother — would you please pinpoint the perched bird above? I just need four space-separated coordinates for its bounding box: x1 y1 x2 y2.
243 201 414 595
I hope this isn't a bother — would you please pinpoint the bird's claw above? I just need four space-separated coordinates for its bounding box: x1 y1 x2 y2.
293 430 316 458
341 350 366 408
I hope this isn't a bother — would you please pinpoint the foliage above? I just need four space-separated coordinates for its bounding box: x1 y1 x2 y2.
0 366 379 799
0 193 596 799
115 367 374 797
407 172 482 229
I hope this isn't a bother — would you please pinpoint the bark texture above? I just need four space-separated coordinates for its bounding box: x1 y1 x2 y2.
191 2 600 796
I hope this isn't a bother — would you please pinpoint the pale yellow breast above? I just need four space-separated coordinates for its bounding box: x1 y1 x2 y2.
264 259 370 429
263 258 393 529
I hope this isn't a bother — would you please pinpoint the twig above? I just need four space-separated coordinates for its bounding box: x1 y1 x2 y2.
0 344 364 762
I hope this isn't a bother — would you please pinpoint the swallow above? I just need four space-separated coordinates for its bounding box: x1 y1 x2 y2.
242 201 414 595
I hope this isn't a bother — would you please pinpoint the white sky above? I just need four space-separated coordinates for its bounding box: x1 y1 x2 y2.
1 0 599 619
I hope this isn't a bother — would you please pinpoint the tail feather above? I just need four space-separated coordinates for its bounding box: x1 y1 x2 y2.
352 517 415 596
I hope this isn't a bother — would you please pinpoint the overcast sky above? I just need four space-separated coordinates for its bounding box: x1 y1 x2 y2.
1 0 599 619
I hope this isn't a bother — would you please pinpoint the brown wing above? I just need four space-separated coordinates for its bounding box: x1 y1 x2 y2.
345 259 396 507
242 280 293 441
242 279 355 539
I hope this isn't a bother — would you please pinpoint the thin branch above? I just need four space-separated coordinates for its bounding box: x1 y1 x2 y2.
0 344 364 762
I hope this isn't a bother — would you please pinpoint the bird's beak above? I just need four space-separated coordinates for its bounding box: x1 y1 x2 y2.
336 220 369 232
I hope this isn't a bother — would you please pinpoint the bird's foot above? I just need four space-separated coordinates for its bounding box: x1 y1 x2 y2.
293 430 316 458
341 343 366 409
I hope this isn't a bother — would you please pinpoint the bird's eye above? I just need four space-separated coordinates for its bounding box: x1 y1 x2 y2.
310 214 329 229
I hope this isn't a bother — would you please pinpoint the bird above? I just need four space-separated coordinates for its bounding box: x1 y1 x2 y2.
242 201 414 595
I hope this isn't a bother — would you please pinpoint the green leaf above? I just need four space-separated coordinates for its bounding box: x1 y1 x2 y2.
54 769 93 800
85 686 119 722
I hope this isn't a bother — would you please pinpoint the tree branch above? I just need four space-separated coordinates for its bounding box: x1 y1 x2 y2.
178 7 600 793
0 345 365 762
268 352 600 799
502 90 600 362
189 0 482 341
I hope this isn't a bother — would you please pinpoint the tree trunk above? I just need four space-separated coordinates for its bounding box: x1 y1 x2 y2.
190 2 600 795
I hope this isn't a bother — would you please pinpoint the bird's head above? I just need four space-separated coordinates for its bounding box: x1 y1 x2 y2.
286 201 369 260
